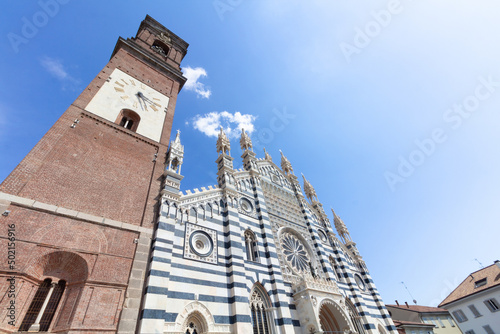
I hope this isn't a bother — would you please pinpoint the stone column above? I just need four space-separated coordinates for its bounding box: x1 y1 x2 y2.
28 282 57 332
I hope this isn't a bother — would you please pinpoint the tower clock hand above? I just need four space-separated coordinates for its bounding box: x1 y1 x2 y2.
136 92 148 111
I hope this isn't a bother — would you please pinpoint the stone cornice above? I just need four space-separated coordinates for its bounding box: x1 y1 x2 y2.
0 192 152 236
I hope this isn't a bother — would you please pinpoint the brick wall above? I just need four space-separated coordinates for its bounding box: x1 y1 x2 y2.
0 204 139 333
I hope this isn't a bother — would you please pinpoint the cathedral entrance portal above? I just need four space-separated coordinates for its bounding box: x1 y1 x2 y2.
318 300 351 333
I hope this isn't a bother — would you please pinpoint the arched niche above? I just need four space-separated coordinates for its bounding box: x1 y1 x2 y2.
174 301 215 334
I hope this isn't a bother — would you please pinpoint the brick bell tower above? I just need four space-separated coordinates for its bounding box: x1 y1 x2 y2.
0 16 188 333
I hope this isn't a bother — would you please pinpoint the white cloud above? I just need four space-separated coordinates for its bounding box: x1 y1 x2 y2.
40 56 80 91
191 111 257 139
183 66 211 99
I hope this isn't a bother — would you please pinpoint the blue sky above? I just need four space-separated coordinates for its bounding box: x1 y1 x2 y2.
1 1 499 307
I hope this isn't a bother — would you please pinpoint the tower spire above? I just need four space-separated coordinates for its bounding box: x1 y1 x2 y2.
216 126 231 156
263 148 272 162
302 173 330 227
240 128 253 151
240 129 259 174
162 130 185 203
280 150 293 175
166 130 184 174
331 209 351 243
302 174 318 202
331 209 365 268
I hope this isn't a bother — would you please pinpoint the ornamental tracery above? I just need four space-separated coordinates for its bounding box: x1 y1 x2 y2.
280 231 311 274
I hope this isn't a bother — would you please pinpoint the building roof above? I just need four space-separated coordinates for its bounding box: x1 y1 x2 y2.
393 320 436 328
439 262 500 307
387 304 449 314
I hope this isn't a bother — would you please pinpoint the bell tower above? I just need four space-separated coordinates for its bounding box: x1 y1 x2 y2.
0 16 188 334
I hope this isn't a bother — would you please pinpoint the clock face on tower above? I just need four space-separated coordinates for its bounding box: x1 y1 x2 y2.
113 78 163 112
85 68 170 142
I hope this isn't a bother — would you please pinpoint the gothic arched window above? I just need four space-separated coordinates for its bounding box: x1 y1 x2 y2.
329 256 343 282
19 279 66 332
346 298 365 334
250 284 274 334
116 109 140 132
245 230 259 262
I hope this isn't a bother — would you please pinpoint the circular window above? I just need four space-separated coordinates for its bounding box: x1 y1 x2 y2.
189 231 214 257
240 198 253 213
354 274 366 291
280 232 311 274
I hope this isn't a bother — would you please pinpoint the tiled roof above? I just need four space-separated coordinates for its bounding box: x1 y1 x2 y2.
387 304 449 313
439 262 500 307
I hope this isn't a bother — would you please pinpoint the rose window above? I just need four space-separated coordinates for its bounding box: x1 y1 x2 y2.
280 232 311 274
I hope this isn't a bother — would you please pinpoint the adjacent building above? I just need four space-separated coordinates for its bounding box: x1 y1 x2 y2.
439 262 500 334
387 303 462 334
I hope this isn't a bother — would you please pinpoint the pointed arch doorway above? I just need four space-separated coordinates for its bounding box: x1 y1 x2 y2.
318 300 351 333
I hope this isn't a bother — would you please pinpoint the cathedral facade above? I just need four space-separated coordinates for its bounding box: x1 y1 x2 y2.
139 127 397 334
0 16 396 334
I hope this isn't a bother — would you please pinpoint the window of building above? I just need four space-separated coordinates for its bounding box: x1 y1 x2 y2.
19 279 66 332
465 330 476 334
452 309 468 323
484 298 500 312
116 109 140 132
250 284 275 334
474 278 487 288
245 230 259 262
468 304 482 317
151 40 170 56
436 316 445 327
346 298 365 334
447 316 456 327
329 256 343 282
483 325 495 334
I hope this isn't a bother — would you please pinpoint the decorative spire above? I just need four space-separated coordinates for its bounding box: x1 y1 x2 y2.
172 129 182 148
166 129 184 174
302 174 318 202
263 148 272 162
216 126 231 156
331 209 352 243
280 150 293 175
239 128 252 151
